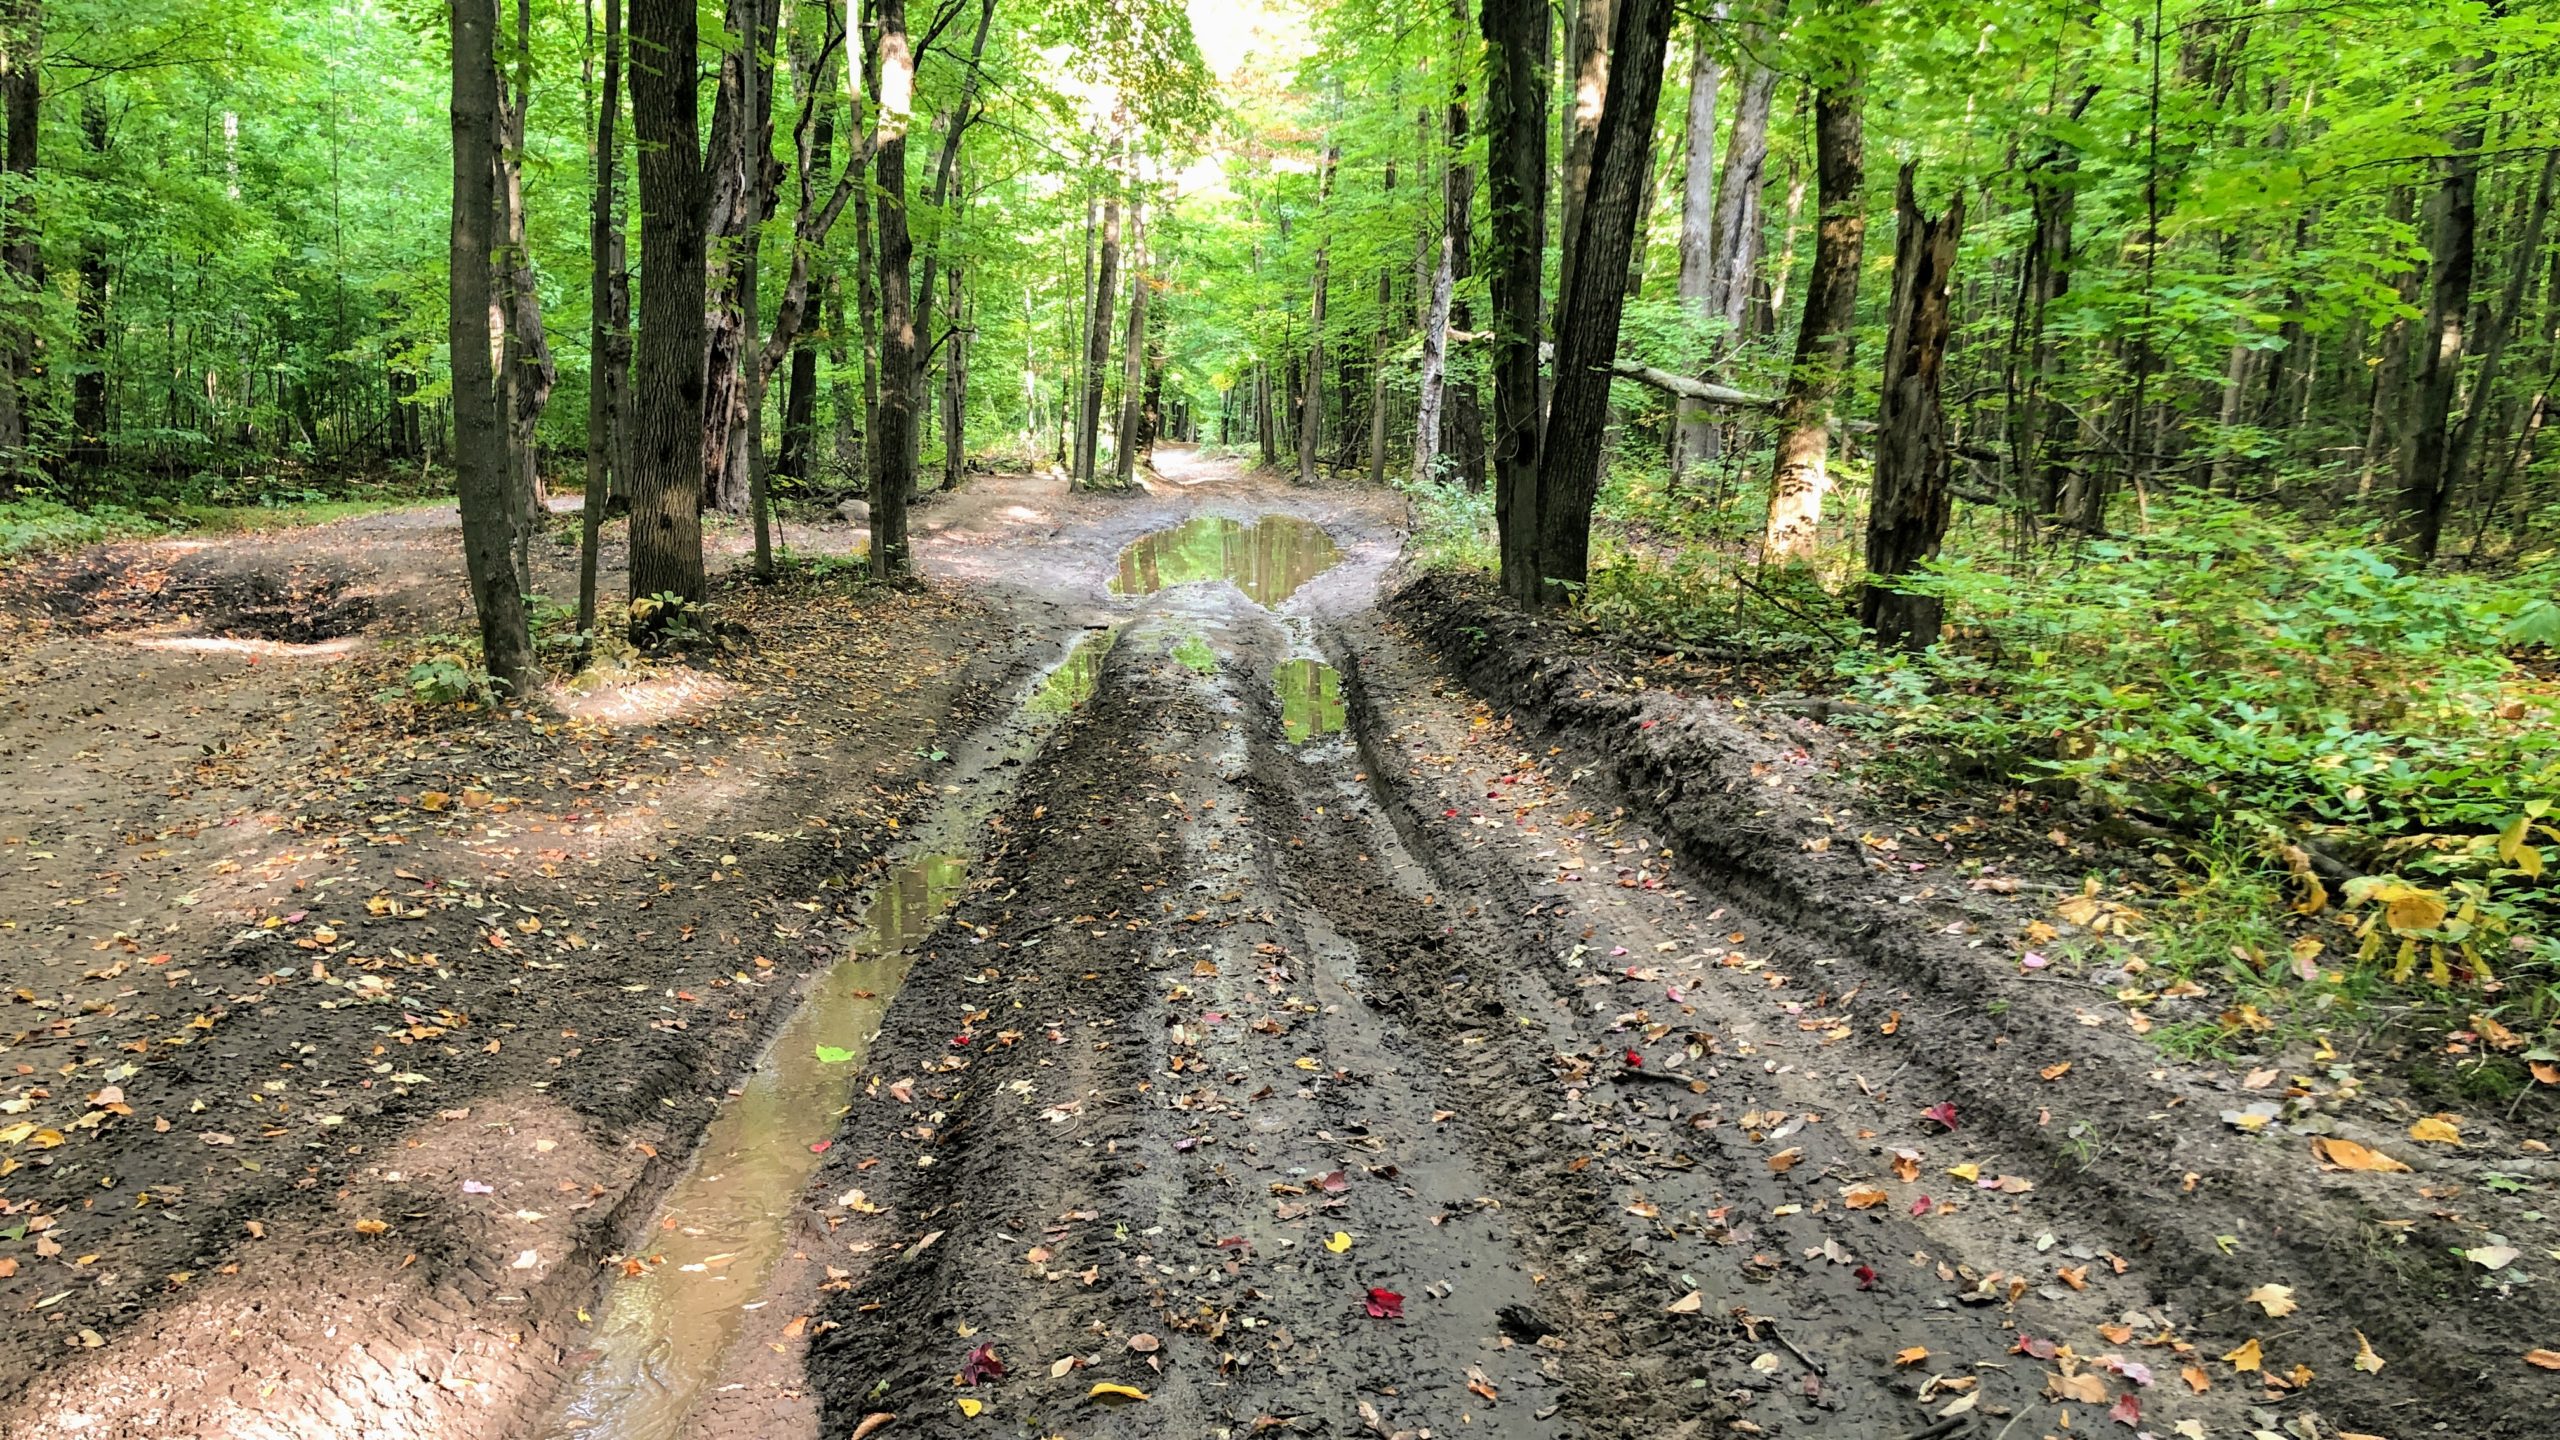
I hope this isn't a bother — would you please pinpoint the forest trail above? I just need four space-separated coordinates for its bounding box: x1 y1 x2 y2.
0 463 2549 1440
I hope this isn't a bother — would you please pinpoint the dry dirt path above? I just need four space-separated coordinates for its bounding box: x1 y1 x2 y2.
0 453 2548 1440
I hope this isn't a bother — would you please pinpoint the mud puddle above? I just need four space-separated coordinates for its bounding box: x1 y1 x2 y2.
533 631 1113 1440
1274 656 1344 741
1107 513 1339 606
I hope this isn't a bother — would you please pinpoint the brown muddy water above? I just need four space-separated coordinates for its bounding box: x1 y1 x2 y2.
532 632 1112 1440
1107 513 1340 607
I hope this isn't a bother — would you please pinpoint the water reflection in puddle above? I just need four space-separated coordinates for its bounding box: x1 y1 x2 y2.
537 857 961 1440
537 629 1113 1440
1276 659 1345 742
1109 514 1341 608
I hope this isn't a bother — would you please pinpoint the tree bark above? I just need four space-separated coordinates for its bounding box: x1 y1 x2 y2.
910 0 997 485
628 0 709 605
1670 10 1721 481
1075 173 1120 489
579 0 625 641
497 0 557 590
1554 0 1616 333
449 0 537 690
1534 0 1674 602
1861 163 1963 650
942 259 966 490
1298 140 1337 486
1114 205 1148 487
702 0 779 514
870 0 920 576
0 0 41 489
1441 0 1485 489
71 91 106 468
2448 145 2556 508
1481 0 1552 603
1762 17 1869 564
2395 50 2487 562
1707 9 1778 342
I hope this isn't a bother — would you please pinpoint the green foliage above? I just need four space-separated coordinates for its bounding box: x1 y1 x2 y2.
1843 496 2560 998
0 498 160 558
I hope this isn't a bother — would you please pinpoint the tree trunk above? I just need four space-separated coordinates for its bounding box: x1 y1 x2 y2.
1075 177 1120 489
579 0 624 641
1762 21 1869 564
71 91 107 468
701 0 778 514
1481 0 1552 603
1114 205 1148 487
1861 163 1963 650
1554 0 1616 331
1670 10 1720 481
0 0 40 490
870 0 919 576
852 49 882 497
1707 10 1778 342
942 261 966 491
2448 145 2556 508
498 0 557 590
2395 51 2487 562
628 0 709 605
2357 185 2419 497
1441 0 1486 490
1073 190 1095 471
1298 141 1336 486
1534 0 1674 602
910 0 997 485
449 0 537 690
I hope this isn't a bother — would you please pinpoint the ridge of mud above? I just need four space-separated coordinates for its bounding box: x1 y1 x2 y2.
1377 567 2559 1438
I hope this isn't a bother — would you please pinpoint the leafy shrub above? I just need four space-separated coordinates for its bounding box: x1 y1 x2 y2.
1844 496 2559 1000
0 497 160 558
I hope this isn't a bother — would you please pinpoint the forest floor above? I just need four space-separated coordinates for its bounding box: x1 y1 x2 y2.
0 448 2551 1440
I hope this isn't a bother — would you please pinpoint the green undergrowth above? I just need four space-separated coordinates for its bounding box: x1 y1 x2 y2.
3 470 446 560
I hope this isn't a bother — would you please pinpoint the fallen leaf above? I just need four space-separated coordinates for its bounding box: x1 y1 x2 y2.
2354 1331 2385 1374
1665 1290 1704 1314
1365 1287 1404 1319
1921 1101 1959 1131
1893 1346 1929 1367
2465 1244 2521 1270
2408 1115 2463 1146
1126 1334 1160 1353
2247 1283 2296 1318
1842 1185 1889 1210
958 1342 1005 1384
352 1218 389 1236
1765 1146 1804 1174
2222 1338 2263 1373
2310 1136 2410 1173
2526 1349 2560 1370
2040 1061 2074 1081
2108 1392 2142 1427
850 1413 895 1440
2048 1372 2108 1403
954 1398 983 1418
1087 1382 1149 1402
1324 1231 1353 1254
2179 1364 2210 1393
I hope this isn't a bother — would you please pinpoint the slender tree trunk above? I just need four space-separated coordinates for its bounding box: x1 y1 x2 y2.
579 0 624 641
1482 0 1552 602
2396 51 2488 561
853 70 881 498
2357 185 2419 497
1535 0 1674 601
450 0 537 689
497 0 556 590
1554 0 1616 333
2448 145 2556 507
1073 190 1095 473
0 0 42 489
870 0 919 576
1441 0 1486 490
1862 163 1963 649
628 0 709 605
1670 9 1721 481
943 260 967 491
1707 10 1778 343
1763 20 1870 564
71 91 108 468
778 25 828 488
1114 206 1148 487
1076 176 1120 489
909 0 997 485
1299 141 1337 486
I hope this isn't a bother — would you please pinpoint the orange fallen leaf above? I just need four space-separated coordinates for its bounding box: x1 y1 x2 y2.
2223 1338 2263 1373
2310 1136 2409 1173
1893 1346 1930 1367
850 1414 896 1440
2057 1265 2088 1291
2039 1061 2074 1081
1766 1147 1804 1174
1842 1185 1889 1210
2526 1349 2560 1371
2531 1061 2560 1087
2180 1364 2211 1393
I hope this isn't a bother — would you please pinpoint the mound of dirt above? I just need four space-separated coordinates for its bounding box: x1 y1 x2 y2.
27 548 380 641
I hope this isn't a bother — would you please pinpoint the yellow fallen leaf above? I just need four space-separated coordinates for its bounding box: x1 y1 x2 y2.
353 1218 389 1236
2310 1136 2409 1173
1088 1383 1149 1402
1293 1056 1319 1071
2354 1332 2385 1374
1324 1231 1353 1254
1945 1162 1980 1182
2223 1338 2264 1373
2408 1115 2463 1146
2247 1283 2296 1318
955 1398 983 1418
1893 1346 1929 1367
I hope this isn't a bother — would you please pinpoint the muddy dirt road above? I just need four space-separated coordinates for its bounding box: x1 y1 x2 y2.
1 450 2553 1439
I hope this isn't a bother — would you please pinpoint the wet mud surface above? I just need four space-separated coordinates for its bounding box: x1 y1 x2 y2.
4 449 2553 1439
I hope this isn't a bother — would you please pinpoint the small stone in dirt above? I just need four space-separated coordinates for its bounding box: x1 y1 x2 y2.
1497 1304 1556 1341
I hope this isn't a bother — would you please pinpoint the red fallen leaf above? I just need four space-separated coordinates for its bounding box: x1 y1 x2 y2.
1921 1101 1959 1131
1909 1195 1934 1216
959 1341 1006 1384
1313 1170 1350 1193
2012 1334 2059 1360
2108 1392 2141 1427
1365 1287 1404 1319
951 1034 972 1046
809 1140 832 1154
1624 1049 1644 1068
1854 1265 1878 1290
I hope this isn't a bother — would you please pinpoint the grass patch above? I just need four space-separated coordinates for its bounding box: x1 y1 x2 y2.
1172 634 1219 674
